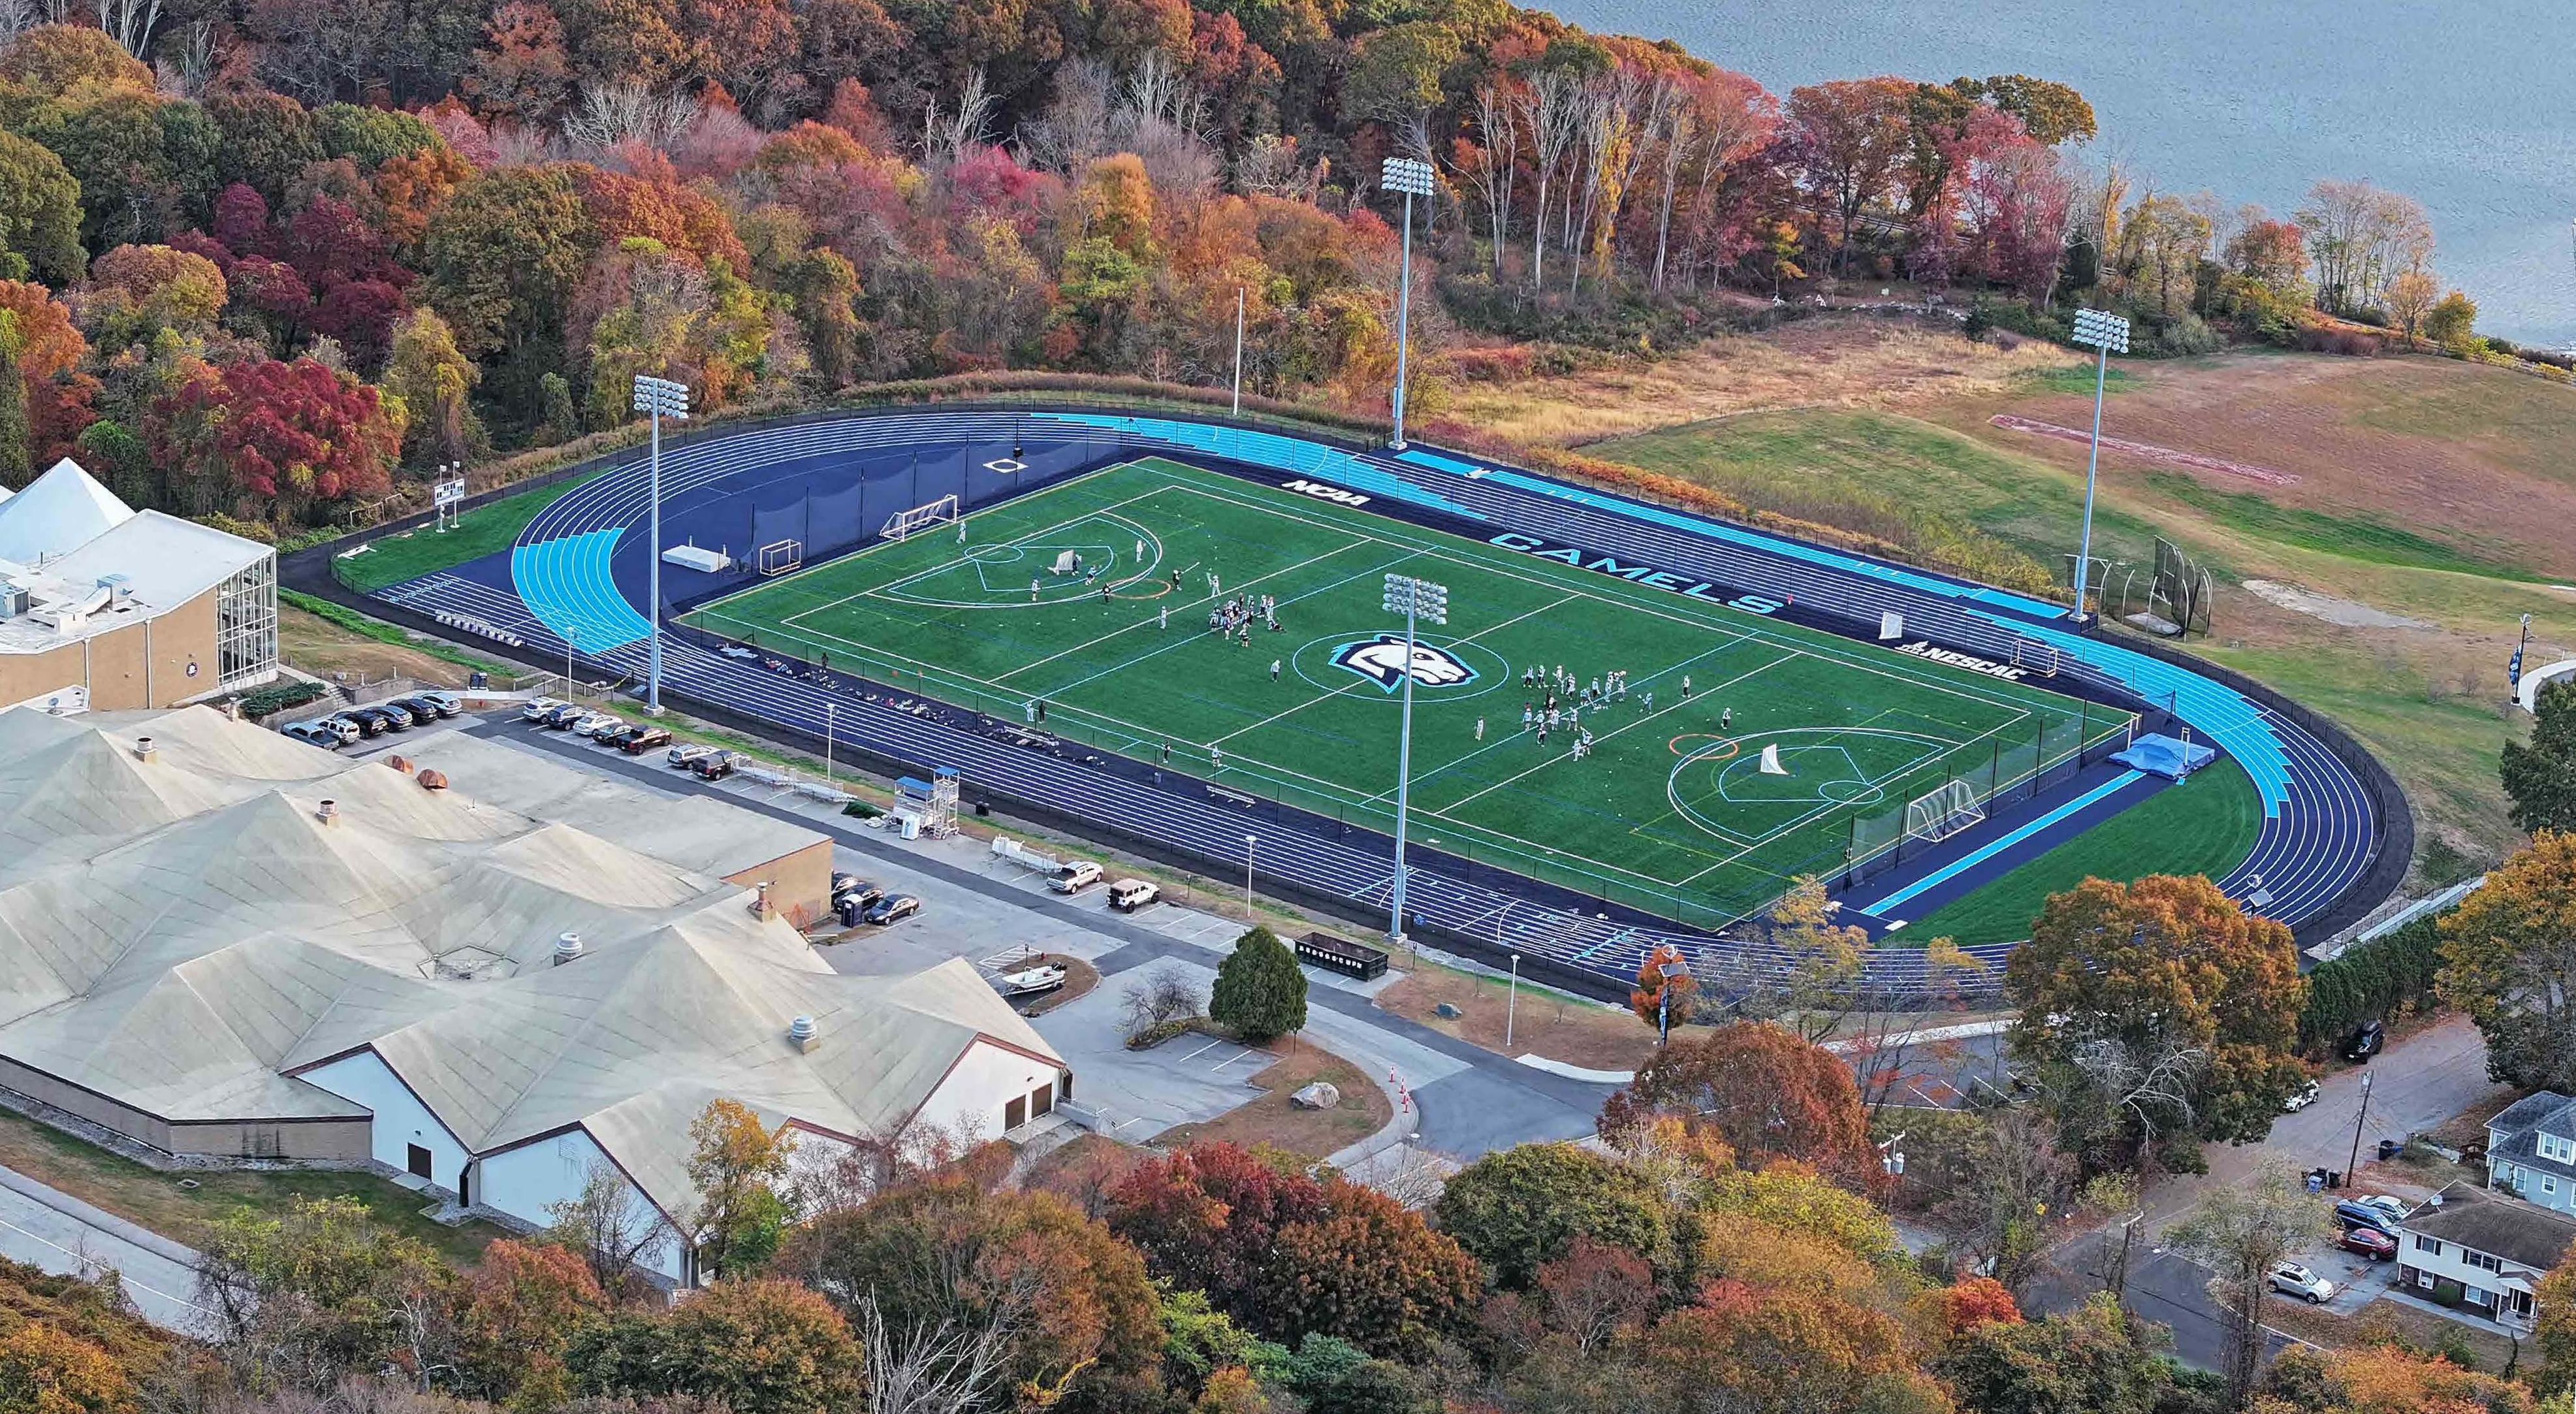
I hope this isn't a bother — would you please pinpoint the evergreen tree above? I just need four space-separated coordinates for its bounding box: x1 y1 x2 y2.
1210 926 1307 1042
2505 679 2576 835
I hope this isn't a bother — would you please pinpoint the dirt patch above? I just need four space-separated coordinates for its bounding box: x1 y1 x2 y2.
2242 580 2434 631
1989 415 2300 485
1019 1132 1143 1218
1376 963 1704 1073
1151 1044 1393 1162
1935 351 2576 582
1438 317 2083 448
281 604 478 689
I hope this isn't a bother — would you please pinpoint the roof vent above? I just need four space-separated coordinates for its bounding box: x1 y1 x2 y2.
788 1015 819 1053
552 931 584 967
751 881 776 922
315 798 338 825
133 736 155 763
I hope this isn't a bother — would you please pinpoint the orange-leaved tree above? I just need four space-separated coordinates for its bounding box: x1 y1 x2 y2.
1629 941 1697 1033
1598 1020 1883 1195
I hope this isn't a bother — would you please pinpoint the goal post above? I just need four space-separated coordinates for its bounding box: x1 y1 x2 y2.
2011 637 2063 676
880 494 961 543
1903 779 1986 844
755 539 804 576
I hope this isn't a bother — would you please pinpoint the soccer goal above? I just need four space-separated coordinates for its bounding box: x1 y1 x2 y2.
755 539 804 577
880 494 960 543
1903 779 1986 844
2011 637 2063 676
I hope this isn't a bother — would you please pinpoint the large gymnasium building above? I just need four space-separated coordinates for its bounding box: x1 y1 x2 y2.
0 459 279 714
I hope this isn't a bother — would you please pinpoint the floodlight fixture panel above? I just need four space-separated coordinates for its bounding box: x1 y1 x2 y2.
2071 308 2131 354
1381 156 1435 196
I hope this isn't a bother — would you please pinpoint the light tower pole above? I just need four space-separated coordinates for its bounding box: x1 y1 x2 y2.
631 375 691 713
2067 308 2130 622
1381 572 1447 946
1380 156 1435 451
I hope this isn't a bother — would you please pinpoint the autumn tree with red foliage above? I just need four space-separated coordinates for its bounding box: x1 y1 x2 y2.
1106 1142 1480 1361
1935 1276 2022 1337
153 357 402 522
1598 1021 1883 1194
0 281 97 468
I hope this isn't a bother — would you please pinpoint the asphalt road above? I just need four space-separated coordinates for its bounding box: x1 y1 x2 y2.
2022 1014 2509 1374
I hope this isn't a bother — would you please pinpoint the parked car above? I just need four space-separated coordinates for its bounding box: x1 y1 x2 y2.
863 893 921 925
368 702 417 729
569 713 624 738
2334 1200 2400 1236
539 703 588 730
348 706 405 734
834 882 885 916
520 697 565 723
667 742 716 769
2282 1079 2321 1112
2268 1262 2334 1304
617 727 673 755
411 690 463 717
1107 879 1160 912
2355 1194 2412 1222
690 750 739 780
2342 1019 2386 1062
300 716 360 745
390 696 451 727
1049 860 1104 894
326 711 385 739
2338 1225 2398 1261
281 721 343 748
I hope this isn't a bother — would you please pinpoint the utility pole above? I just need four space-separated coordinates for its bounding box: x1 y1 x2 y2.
2067 309 2130 622
1232 287 1245 416
631 376 690 712
1381 157 1433 450
2346 1068 2376 1185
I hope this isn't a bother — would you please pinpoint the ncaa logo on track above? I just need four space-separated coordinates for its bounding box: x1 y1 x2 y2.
1331 635 1478 692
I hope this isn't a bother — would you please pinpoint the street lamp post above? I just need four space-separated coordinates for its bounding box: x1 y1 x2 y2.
1244 833 1258 920
1232 287 1245 417
2067 309 2130 622
632 376 691 713
1504 952 1520 1048
1381 157 1435 451
1381 573 1448 946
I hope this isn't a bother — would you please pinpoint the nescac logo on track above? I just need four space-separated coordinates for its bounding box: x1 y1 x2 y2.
1891 640 2029 681
1486 532 1781 615
1282 478 1371 506
1332 634 1477 691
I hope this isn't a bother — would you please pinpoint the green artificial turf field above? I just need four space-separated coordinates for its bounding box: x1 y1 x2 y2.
684 457 2131 925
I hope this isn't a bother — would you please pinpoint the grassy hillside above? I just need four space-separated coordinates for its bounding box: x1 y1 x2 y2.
1575 338 2576 908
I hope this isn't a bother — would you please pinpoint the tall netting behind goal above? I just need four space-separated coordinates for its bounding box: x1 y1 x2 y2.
881 494 961 542
1903 779 1987 844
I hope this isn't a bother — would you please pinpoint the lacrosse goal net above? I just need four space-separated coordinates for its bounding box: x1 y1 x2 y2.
1903 779 1986 844
881 494 960 542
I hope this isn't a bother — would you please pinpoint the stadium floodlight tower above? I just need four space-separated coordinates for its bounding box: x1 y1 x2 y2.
2067 308 2130 623
1381 571 1448 947
1381 156 1435 450
632 374 690 712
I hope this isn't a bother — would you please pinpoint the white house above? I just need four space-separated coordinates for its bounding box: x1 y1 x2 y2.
2485 1091 2576 1215
2393 1180 2576 1331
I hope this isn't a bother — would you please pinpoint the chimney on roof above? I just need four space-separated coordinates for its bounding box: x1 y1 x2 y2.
553 931 584 967
752 881 776 922
788 1015 818 1053
133 736 155 763
316 798 338 826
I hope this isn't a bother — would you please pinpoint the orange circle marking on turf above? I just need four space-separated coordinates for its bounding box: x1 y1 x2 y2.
1668 733 1739 760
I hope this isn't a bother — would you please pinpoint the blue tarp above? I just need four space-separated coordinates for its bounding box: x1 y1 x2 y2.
2113 733 2218 782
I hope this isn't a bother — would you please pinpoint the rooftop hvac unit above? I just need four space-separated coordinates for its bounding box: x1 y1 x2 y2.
552 931 584 966
0 585 26 619
788 1016 819 1053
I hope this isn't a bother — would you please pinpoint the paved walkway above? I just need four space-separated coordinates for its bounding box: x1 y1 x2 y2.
0 1165 212 1335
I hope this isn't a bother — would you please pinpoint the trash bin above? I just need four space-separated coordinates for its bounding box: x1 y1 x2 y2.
2379 1138 2402 1161
2306 1168 2327 1193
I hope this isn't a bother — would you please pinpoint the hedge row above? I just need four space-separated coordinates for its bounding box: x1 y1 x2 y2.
2297 914 2443 1054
